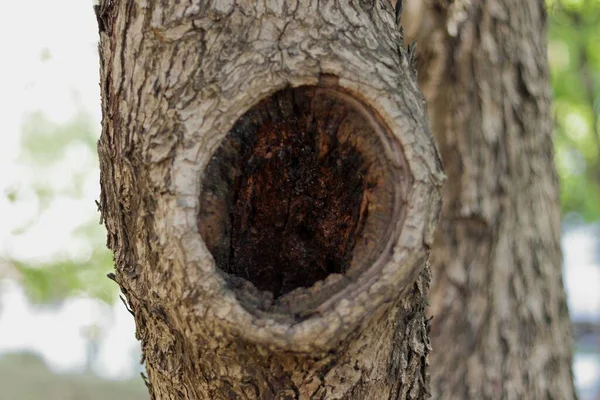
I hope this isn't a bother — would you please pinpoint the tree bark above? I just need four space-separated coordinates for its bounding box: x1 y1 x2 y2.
97 0 577 398
401 0 577 398
96 1 443 399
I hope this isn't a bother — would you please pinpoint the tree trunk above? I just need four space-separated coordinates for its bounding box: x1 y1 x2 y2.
401 0 577 398
96 0 576 399
96 0 443 399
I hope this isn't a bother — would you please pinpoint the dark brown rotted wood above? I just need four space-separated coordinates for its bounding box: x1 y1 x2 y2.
199 86 398 299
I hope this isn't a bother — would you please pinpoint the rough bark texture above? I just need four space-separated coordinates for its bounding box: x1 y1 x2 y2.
96 0 444 399
400 0 577 398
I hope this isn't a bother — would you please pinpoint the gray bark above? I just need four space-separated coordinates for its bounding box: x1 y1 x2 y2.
401 0 577 398
96 0 443 399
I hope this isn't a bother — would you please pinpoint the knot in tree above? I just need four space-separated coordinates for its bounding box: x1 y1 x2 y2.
199 85 403 311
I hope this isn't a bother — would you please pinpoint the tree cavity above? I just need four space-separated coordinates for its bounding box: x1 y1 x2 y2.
198 86 396 301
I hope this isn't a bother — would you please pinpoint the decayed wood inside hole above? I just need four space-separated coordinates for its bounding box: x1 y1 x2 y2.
198 86 398 300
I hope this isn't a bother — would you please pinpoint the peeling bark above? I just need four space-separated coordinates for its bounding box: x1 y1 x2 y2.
96 1 443 399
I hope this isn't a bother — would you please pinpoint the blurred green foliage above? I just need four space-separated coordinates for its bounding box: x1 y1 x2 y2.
13 244 114 304
548 0 600 221
3 111 116 304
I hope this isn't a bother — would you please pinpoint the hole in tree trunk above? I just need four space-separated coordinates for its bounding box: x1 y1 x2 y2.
198 86 400 302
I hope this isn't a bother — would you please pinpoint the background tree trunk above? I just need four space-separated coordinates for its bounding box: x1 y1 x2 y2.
96 0 444 399
401 0 577 398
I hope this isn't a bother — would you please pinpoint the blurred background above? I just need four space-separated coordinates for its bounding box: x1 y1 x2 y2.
0 0 598 398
